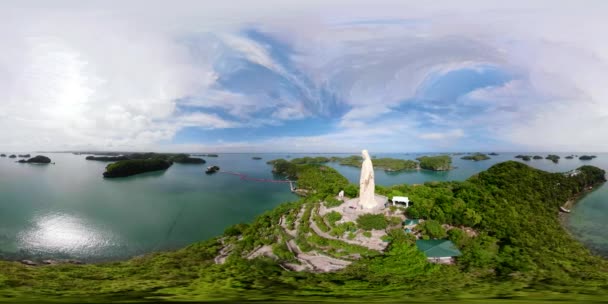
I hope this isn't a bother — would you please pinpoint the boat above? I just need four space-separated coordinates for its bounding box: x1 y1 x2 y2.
559 206 571 213
205 165 220 174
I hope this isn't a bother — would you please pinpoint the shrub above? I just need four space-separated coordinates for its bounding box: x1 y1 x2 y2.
224 223 249 236
325 211 342 227
363 231 372 238
313 214 330 232
356 213 388 230
324 196 343 208
347 232 356 240
389 205 398 214
343 184 359 197
388 216 402 226
272 242 295 262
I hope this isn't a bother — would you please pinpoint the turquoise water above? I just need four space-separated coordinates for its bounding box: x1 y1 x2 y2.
0 152 606 261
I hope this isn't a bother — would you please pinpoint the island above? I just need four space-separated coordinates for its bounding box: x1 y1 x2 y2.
0 154 5 157
334 156 418 171
252 156 263 160
579 155 597 160
328 155 424 172
8 154 16 158
17 154 31 158
86 153 205 164
329 155 361 166
267 159 298 178
85 155 130 161
546 154 560 163
205 165 220 174
192 153 219 157
290 156 331 164
488 152 499 156
565 155 574 159
515 154 532 161
460 153 490 161
17 155 51 164
102 159 173 178
373 158 418 171
533 155 543 159
416 155 452 170
171 154 206 164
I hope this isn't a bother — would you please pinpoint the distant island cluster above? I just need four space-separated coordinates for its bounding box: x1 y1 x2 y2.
267 154 454 179
0 154 52 164
83 152 208 178
0 151 601 180
515 154 597 163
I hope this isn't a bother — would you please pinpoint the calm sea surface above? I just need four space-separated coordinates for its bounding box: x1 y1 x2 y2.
0 152 606 261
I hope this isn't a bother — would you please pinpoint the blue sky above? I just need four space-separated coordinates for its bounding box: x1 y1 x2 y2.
2 1 608 152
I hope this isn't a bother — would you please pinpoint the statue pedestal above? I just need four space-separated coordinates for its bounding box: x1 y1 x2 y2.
337 195 388 222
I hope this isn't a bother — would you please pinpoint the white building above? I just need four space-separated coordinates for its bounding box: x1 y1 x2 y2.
392 196 410 208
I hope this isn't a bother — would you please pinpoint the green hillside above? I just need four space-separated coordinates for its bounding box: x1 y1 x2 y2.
0 162 607 303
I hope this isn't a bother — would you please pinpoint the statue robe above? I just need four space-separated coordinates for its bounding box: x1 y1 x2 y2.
359 150 376 209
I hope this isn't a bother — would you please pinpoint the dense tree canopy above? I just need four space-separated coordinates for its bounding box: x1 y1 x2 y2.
416 155 452 170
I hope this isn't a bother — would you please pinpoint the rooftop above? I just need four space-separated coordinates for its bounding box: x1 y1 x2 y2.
416 239 462 258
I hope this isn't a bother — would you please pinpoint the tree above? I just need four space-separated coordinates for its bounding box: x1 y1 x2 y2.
416 220 447 239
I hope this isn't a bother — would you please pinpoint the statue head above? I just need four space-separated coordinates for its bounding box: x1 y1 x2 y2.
361 149 370 160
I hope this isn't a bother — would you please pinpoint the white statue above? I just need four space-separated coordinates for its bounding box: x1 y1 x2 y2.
358 149 376 209
338 190 344 200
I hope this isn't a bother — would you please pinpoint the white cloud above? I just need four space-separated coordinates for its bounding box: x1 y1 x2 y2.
418 129 465 140
176 112 241 129
1 1 608 151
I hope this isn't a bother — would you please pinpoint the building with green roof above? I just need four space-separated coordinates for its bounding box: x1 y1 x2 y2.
416 239 461 264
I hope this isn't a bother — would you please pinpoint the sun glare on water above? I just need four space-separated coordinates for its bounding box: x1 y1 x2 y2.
17 212 118 258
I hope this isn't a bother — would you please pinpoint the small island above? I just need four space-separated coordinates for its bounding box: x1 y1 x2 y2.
86 155 130 161
103 159 173 178
18 154 31 158
193 153 218 157
17 155 52 164
533 155 543 159
565 155 574 159
416 155 452 171
171 154 206 164
515 155 532 161
460 153 490 161
546 154 560 163
579 155 597 160
8 155 17 158
0 154 5 157
252 156 263 160
205 165 220 174
488 152 499 156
